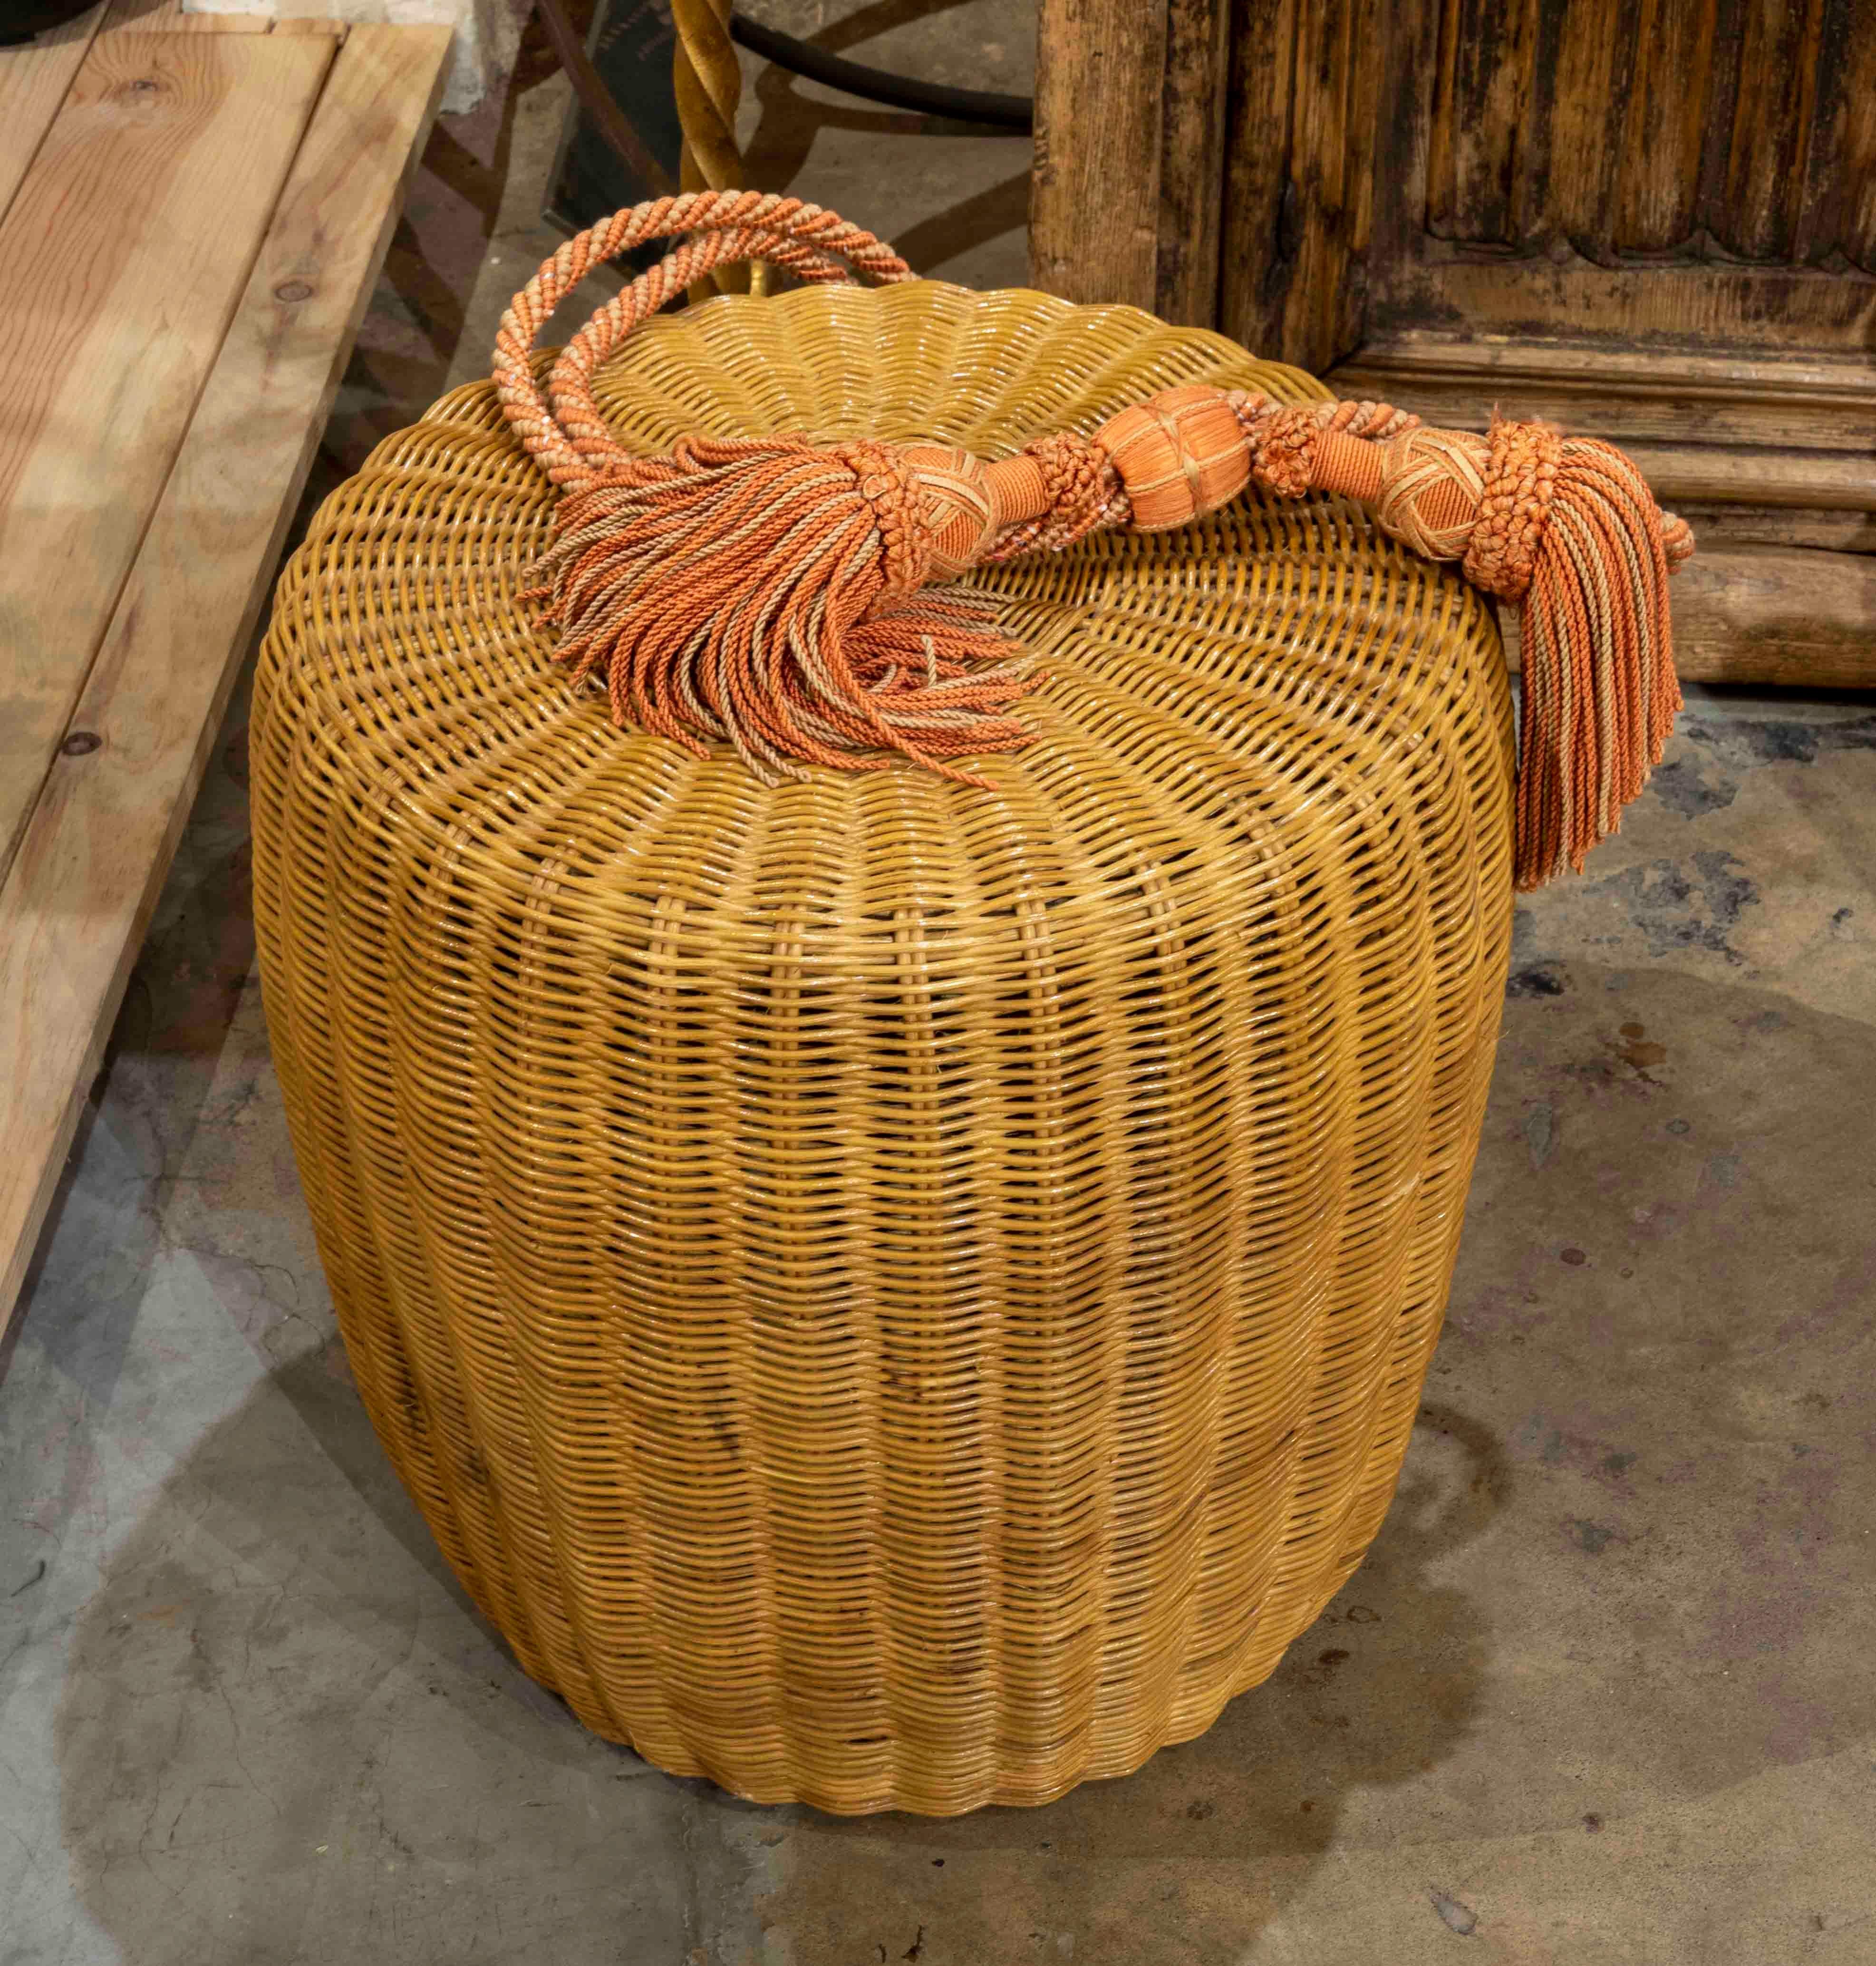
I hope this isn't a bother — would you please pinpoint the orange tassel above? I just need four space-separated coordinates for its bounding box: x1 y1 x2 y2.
1508 436 1691 889
494 194 1694 887
1291 407 1692 890
531 435 1037 786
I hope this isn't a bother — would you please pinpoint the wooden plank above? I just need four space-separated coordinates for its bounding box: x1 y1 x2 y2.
1617 443 1876 513
0 22 450 1334
1030 0 1169 309
1332 335 1876 455
0 4 105 224
1671 505 1876 555
1153 0 1230 326
1372 249 1876 353
1334 333 1876 402
1664 547 1876 687
0 29 336 891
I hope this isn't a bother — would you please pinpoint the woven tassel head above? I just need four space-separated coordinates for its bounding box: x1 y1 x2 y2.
1298 412 1692 888
494 194 1693 886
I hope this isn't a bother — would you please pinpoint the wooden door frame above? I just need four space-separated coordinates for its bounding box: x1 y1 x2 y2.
1029 0 1876 685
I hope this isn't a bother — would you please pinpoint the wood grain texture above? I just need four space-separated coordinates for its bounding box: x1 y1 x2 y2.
1537 0 1634 261
1838 1 1876 267
1719 0 1823 261
1672 504 1876 555
1195 0 1876 364
1154 0 1230 325
1415 0 1873 280
0 4 104 224
1375 250 1876 352
0 28 334 890
1219 0 1383 369
1666 547 1876 685
1332 337 1876 456
1286 0 1381 369
1425 0 1534 247
0 22 448 1332
1798 0 1876 268
1030 0 1169 308
1615 444 1876 513
1612 0 1718 250
1216 0 1298 356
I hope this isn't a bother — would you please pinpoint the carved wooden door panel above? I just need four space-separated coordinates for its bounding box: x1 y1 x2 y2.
1031 0 1876 680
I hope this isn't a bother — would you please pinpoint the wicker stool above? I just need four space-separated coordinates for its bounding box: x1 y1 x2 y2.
252 233 1522 1813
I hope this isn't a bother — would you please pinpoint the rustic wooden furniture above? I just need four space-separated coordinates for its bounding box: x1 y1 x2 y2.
0 0 450 1336
1032 0 1876 686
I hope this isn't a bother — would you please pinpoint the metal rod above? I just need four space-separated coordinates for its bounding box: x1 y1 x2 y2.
728 10 1035 132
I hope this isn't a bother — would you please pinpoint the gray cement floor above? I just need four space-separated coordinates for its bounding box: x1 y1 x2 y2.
7 672 1874 1966
5 9 1876 1962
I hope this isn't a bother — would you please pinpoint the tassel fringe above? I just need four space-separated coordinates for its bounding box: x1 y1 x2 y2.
492 194 1695 885
529 436 1038 787
1513 437 1690 890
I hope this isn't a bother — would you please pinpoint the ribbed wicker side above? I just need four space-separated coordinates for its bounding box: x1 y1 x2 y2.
251 280 1514 1814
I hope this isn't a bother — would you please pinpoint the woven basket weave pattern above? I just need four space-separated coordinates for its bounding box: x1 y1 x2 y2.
251 281 1516 1815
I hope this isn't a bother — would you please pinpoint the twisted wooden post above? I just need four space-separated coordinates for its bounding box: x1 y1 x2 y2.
670 0 755 295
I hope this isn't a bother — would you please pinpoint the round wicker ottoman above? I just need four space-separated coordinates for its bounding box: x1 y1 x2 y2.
252 197 1681 1814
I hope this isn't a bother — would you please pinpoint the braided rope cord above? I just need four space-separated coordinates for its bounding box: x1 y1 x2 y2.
492 192 914 494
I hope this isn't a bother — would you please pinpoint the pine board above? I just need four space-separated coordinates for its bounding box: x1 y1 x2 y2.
0 4 103 223
0 22 449 1332
0 27 336 889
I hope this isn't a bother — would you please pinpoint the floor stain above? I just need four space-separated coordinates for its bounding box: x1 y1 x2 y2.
1580 850 1761 965
1647 712 1876 818
1428 1887 1479 1935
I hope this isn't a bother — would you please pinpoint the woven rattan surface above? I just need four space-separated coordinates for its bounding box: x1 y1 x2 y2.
251 279 1517 1815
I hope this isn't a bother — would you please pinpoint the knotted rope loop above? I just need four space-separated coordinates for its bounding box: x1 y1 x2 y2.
492 192 915 493
1461 417 1562 598
835 439 935 593
987 432 1128 559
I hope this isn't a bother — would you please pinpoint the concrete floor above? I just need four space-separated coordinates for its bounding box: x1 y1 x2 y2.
5 8 1876 1963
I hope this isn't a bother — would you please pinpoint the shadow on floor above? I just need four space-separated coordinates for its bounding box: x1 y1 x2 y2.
741 1405 1504 1963
51 1335 717 1966
52 1324 1501 1966
44 924 1876 1963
